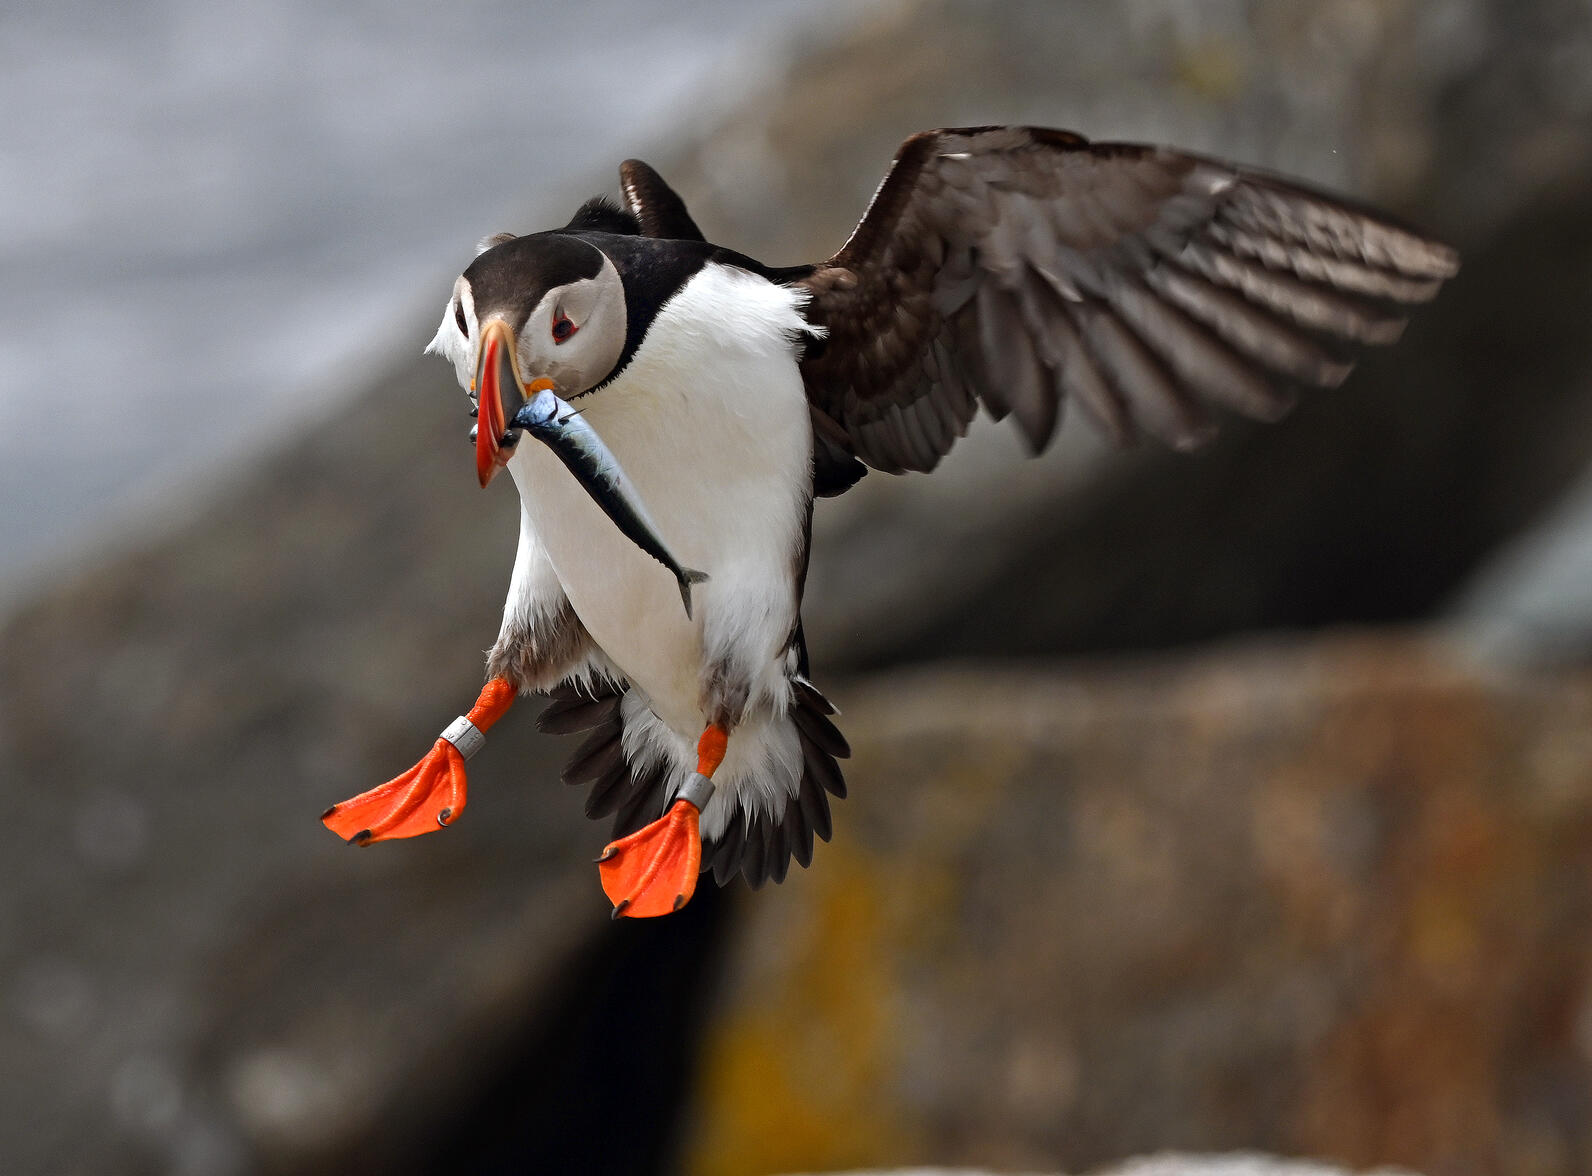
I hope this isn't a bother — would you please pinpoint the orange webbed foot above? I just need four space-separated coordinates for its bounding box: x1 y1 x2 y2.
598 799 703 919
321 738 467 845
322 678 514 846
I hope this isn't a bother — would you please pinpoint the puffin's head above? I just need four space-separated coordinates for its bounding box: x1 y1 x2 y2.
427 232 627 486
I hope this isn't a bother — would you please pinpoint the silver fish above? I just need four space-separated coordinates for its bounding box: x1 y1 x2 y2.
504 388 709 618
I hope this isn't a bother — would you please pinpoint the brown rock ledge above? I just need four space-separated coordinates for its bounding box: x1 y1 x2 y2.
684 634 1592 1176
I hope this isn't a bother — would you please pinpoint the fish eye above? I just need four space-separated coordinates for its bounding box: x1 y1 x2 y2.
552 314 577 343
454 300 469 337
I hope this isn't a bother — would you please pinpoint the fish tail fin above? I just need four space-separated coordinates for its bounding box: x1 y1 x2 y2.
678 569 709 618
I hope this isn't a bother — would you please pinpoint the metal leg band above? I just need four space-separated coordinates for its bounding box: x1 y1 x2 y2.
440 715 486 760
676 772 715 811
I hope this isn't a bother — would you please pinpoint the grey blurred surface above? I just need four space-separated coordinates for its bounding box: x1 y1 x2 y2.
1450 462 1592 663
4 1 1592 1174
0 0 860 603
0 347 590 1172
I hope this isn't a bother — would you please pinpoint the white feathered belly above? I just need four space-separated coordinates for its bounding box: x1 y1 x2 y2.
508 265 814 742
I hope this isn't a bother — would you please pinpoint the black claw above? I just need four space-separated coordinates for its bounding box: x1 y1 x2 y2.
468 425 478 442
320 805 338 821
436 807 452 826
672 893 687 912
468 406 478 418
595 847 617 863
350 829 372 847
610 900 630 920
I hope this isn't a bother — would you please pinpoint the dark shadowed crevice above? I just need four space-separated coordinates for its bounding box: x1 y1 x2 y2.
415 885 733 1176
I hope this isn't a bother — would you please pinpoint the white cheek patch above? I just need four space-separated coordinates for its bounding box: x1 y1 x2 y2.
526 289 561 345
520 289 579 389
516 256 627 395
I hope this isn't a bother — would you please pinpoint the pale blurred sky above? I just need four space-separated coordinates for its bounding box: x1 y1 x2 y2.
0 0 864 603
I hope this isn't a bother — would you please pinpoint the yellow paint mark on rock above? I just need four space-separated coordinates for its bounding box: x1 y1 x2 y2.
681 845 923 1176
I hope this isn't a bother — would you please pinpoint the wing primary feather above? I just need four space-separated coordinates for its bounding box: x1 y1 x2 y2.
930 337 976 426
895 397 941 471
1105 272 1294 422
1056 315 1135 444
972 284 1016 418
877 405 918 471
977 281 1058 450
1146 262 1357 386
1226 180 1460 278
1057 328 1135 445
1206 220 1446 303
1179 239 1408 345
853 416 905 475
912 370 954 454
1076 304 1216 450
947 304 1004 420
1019 267 1134 444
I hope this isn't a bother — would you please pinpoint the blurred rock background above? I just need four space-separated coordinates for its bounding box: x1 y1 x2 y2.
6 0 1592 1174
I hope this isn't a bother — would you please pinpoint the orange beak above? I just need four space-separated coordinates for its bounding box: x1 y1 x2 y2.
474 319 526 488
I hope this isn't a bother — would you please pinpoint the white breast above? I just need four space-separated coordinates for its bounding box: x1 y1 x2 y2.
507 263 816 737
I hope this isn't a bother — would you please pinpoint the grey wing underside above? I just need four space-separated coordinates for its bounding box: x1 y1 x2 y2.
797 125 1460 479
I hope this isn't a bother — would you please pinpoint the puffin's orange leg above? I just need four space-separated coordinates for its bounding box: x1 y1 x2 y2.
322 678 516 845
599 724 727 918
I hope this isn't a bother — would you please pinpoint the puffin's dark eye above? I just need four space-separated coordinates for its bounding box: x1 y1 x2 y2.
454 300 468 337
552 314 577 343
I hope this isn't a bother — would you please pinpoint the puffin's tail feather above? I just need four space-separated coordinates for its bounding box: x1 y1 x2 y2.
540 679 661 825
702 680 848 889
537 685 622 736
542 677 849 890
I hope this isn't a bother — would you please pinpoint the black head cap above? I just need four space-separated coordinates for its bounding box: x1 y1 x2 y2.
464 233 606 331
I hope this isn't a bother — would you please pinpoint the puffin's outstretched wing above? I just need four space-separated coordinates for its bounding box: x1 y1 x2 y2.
796 125 1459 481
619 159 707 242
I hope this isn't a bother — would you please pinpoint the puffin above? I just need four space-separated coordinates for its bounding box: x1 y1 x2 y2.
322 125 1458 918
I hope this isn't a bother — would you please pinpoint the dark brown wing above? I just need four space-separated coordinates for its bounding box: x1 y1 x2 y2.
618 159 706 242
797 126 1459 479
